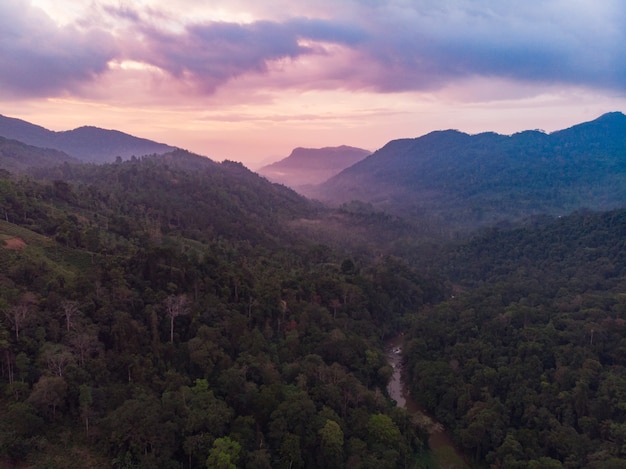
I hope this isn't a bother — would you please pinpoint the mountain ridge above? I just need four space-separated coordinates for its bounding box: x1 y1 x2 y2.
0 114 176 163
0 136 80 173
304 112 626 232
258 145 370 187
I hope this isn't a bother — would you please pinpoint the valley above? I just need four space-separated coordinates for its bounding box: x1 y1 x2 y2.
0 112 625 468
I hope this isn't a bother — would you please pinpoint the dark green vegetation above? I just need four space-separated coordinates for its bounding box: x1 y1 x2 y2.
310 112 626 234
0 155 441 468
2 112 626 469
405 209 626 468
0 137 79 173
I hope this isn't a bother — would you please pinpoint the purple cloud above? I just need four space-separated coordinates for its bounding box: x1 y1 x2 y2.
0 1 118 98
1 0 625 99
350 1 626 92
125 1 626 94
129 16 366 92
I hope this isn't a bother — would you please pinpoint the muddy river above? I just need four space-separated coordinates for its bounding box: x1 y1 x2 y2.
385 335 470 468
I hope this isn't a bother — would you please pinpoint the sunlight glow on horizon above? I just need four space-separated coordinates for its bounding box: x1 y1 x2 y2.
3 1 626 168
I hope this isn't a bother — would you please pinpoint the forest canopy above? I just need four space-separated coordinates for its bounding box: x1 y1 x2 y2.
0 159 441 468
1 151 625 468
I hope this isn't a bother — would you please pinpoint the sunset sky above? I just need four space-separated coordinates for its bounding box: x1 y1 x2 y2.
1 0 625 168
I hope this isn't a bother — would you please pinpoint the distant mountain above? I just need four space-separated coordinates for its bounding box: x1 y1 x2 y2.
0 114 176 163
306 112 626 232
0 136 80 173
258 145 370 188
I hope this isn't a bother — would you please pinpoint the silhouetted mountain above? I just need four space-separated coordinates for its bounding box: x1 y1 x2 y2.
0 136 80 173
307 112 626 232
0 114 176 163
258 145 370 188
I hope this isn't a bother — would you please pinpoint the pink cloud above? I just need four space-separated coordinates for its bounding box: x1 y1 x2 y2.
2 0 626 101
0 1 118 98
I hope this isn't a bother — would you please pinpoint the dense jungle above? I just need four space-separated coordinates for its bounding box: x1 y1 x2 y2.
0 148 625 469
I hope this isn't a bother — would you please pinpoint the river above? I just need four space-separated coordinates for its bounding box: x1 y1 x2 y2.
385 334 471 469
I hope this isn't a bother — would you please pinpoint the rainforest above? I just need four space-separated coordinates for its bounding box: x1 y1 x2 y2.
0 115 625 469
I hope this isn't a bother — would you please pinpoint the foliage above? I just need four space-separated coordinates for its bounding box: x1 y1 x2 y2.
405 208 626 467
0 162 436 468
3 145 625 469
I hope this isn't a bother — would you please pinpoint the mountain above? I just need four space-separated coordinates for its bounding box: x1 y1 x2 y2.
258 145 370 188
0 114 176 163
306 112 626 232
28 149 318 245
0 136 80 173
4 115 626 468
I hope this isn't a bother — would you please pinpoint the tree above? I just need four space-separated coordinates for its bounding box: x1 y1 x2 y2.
5 292 37 340
28 376 67 419
69 329 101 367
206 436 241 469
367 413 401 446
163 294 189 343
79 384 94 436
41 343 74 377
60 300 80 332
107 393 177 466
278 433 303 469
319 419 344 468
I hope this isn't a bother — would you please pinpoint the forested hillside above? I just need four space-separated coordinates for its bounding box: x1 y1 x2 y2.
404 209 626 468
2 127 626 469
0 137 79 173
310 112 626 233
0 156 444 468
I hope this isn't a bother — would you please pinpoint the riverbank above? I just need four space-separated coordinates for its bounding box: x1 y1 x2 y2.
385 335 470 469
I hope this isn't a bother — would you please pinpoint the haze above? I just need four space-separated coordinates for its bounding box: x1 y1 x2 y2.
1 0 625 168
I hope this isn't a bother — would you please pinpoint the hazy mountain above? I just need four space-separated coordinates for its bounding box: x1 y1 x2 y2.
306 112 626 231
258 145 370 188
0 114 176 163
0 136 80 173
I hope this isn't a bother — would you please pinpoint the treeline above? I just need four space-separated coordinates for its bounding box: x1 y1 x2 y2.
0 162 444 468
404 209 626 468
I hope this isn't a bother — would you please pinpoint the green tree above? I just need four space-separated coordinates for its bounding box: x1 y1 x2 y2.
319 419 344 468
206 436 241 469
367 413 401 446
278 433 303 469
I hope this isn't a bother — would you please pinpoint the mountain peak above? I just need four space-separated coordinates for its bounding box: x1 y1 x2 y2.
258 145 371 188
596 111 626 121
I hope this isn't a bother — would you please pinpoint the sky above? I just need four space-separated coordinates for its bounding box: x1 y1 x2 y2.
1 0 625 168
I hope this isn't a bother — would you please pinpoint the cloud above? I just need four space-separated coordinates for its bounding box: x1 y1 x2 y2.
0 0 118 98
350 0 626 92
2 0 625 101
122 0 626 95
121 13 367 93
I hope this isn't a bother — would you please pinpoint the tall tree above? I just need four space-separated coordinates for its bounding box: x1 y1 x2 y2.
60 300 80 332
164 294 189 343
